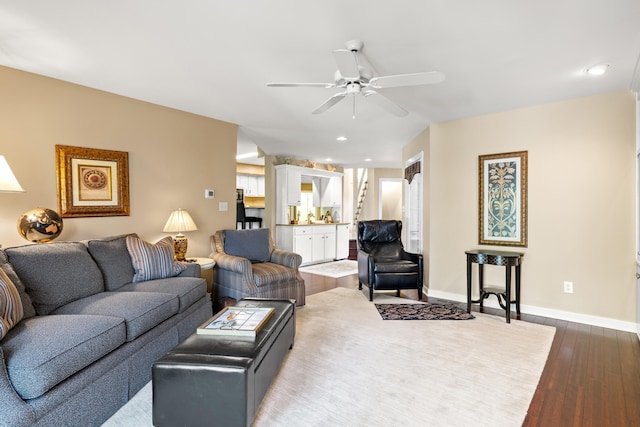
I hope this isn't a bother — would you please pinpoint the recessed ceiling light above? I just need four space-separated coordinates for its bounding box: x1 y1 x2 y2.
336 136 347 142
364 158 372 162
325 158 333 162
586 64 609 76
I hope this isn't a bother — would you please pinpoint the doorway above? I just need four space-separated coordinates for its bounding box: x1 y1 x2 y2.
404 152 423 253
379 178 403 220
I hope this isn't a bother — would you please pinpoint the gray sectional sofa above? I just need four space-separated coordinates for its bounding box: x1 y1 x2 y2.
0 234 213 427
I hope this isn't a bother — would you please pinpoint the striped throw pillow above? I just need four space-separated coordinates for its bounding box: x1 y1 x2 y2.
0 267 24 340
125 236 187 283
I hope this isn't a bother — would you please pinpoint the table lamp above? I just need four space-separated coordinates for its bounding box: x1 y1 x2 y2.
162 208 197 261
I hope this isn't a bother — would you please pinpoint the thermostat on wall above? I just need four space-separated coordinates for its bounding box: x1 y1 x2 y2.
205 189 215 199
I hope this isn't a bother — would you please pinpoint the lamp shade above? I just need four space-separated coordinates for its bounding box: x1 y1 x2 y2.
162 208 198 233
0 156 24 193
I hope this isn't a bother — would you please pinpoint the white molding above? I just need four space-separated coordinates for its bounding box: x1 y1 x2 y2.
631 52 640 92
426 288 637 333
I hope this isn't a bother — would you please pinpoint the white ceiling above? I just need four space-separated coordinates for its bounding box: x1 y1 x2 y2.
1 1 639 168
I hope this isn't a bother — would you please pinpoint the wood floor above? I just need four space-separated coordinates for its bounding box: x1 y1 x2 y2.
301 271 640 427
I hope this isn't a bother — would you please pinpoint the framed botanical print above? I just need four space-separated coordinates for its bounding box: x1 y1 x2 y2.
56 145 130 217
478 151 528 247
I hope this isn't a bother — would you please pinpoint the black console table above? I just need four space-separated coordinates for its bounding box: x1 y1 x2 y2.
466 249 523 323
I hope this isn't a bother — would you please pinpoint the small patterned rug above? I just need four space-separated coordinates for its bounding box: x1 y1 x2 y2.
375 302 475 320
299 260 358 278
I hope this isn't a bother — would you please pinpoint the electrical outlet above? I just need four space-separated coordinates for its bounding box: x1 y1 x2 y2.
563 281 573 294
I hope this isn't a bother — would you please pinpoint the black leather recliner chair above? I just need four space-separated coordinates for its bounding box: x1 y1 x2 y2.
357 220 423 301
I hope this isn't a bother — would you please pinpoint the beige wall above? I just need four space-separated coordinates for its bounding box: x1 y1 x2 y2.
0 66 237 258
404 90 636 324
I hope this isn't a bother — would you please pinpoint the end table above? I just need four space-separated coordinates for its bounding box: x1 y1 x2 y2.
191 257 215 293
465 249 523 323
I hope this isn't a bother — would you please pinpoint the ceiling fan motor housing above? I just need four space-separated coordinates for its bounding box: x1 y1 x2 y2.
334 66 372 86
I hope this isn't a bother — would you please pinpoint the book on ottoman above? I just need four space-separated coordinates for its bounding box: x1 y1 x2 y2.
197 306 274 337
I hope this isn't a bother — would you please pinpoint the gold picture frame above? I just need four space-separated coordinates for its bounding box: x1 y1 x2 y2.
478 151 528 247
56 145 130 217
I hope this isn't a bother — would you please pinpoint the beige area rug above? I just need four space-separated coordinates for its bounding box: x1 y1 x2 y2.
103 288 555 427
299 260 358 278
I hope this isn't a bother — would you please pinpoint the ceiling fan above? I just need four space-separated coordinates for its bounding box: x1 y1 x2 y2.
266 39 445 118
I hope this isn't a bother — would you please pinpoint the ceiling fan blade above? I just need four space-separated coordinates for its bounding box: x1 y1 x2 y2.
267 82 335 88
312 92 347 115
369 71 445 89
363 90 408 117
332 49 360 80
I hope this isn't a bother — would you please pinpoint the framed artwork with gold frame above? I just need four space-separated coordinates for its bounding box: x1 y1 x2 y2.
56 145 130 217
478 151 528 247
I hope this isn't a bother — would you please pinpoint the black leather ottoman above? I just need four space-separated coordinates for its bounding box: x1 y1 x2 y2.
152 298 295 427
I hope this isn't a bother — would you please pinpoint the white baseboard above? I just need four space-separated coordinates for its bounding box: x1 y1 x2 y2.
426 288 638 333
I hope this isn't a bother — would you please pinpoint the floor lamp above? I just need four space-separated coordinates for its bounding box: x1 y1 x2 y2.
0 155 25 248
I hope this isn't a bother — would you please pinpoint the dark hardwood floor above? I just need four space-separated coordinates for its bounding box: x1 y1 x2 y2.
301 271 640 427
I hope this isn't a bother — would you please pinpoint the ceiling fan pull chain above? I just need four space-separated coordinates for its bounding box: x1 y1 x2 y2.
352 96 356 119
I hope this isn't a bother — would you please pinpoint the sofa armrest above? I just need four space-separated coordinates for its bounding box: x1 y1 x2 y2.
0 347 36 427
178 262 201 278
211 253 253 275
269 249 302 269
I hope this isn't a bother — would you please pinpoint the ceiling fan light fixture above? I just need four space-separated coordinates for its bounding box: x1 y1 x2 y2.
586 64 609 76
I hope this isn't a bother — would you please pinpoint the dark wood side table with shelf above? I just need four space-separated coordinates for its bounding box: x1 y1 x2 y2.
466 249 524 323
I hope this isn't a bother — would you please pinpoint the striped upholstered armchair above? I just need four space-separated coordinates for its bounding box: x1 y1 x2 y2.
210 229 306 306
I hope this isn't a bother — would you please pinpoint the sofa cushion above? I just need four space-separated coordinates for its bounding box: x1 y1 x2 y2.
5 242 104 315
0 268 23 341
252 262 301 287
52 291 179 341
2 314 126 400
87 234 137 291
0 249 35 319
223 229 271 263
126 236 187 283
117 276 207 313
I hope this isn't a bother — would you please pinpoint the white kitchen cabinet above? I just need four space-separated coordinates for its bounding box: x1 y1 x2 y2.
236 174 265 196
322 176 342 206
257 175 265 196
275 165 301 205
292 227 313 264
276 224 337 265
335 224 349 260
286 169 301 205
312 227 336 262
